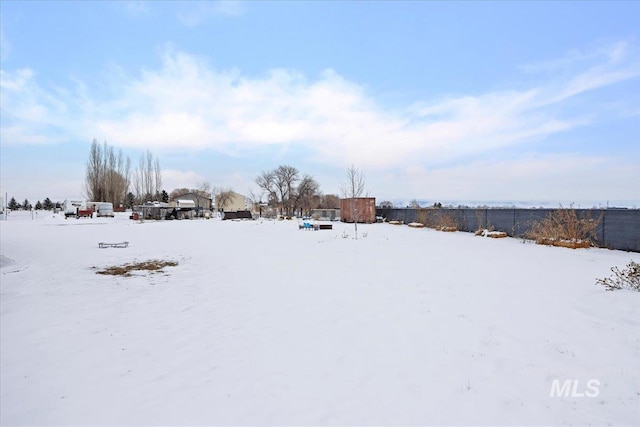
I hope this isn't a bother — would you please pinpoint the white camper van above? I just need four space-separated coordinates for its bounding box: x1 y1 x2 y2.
96 202 114 217
63 199 86 218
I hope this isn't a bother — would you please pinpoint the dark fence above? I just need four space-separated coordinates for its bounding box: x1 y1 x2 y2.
222 210 253 220
376 208 640 253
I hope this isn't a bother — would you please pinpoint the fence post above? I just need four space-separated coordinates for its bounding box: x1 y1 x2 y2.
602 210 606 248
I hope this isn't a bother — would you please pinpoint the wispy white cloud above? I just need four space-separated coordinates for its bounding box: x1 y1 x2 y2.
1 41 638 174
120 1 150 17
177 1 245 27
0 68 74 144
518 41 632 74
518 41 640 106
162 169 207 191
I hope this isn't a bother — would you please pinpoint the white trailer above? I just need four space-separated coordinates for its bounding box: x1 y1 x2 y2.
175 200 196 209
63 199 86 218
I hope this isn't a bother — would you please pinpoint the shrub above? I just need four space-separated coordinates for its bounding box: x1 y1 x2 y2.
416 209 459 231
474 209 492 234
527 208 601 249
596 261 640 292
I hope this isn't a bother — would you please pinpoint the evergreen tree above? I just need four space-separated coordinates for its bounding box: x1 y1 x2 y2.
8 197 18 210
43 198 54 210
35 200 43 210
23 199 32 210
126 192 135 209
161 190 169 203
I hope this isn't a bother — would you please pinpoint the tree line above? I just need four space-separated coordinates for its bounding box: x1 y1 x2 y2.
254 165 342 216
85 140 162 207
5 197 60 211
4 141 366 216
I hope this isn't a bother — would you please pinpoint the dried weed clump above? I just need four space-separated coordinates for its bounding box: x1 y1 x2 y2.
416 209 459 232
95 260 178 277
476 230 508 238
527 208 601 249
596 261 640 292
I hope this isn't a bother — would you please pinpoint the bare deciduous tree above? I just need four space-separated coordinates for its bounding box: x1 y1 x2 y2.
340 165 367 239
319 194 341 209
291 174 320 216
255 165 320 216
85 140 131 207
247 189 264 215
255 170 277 210
169 188 190 200
170 185 212 210
213 187 235 212
274 165 299 215
85 140 104 202
154 157 162 198
134 150 162 203
192 181 212 211
255 165 298 214
197 181 211 195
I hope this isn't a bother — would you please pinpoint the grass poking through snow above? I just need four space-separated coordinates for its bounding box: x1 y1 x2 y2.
94 260 178 277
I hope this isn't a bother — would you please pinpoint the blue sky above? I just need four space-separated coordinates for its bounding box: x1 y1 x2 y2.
1 1 639 206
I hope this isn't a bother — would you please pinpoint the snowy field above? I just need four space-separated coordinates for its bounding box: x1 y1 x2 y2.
1 211 638 426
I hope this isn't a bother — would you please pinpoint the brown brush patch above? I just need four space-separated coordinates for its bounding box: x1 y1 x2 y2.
416 209 460 231
95 260 178 277
526 208 601 248
536 238 591 249
487 231 508 238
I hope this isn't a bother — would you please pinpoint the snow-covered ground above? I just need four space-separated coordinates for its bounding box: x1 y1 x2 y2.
1 211 638 426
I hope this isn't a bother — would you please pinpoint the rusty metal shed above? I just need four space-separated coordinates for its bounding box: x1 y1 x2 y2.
340 198 376 223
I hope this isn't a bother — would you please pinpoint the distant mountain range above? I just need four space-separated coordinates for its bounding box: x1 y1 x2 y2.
389 200 639 209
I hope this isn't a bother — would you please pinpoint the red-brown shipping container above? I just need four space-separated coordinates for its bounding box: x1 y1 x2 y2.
340 198 376 223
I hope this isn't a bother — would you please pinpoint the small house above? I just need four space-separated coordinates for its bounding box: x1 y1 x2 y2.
169 193 212 210
215 191 248 212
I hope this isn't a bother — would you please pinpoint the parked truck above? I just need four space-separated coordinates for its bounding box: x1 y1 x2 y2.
85 201 115 217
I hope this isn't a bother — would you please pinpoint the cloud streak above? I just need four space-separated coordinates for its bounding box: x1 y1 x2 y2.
1 41 638 174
